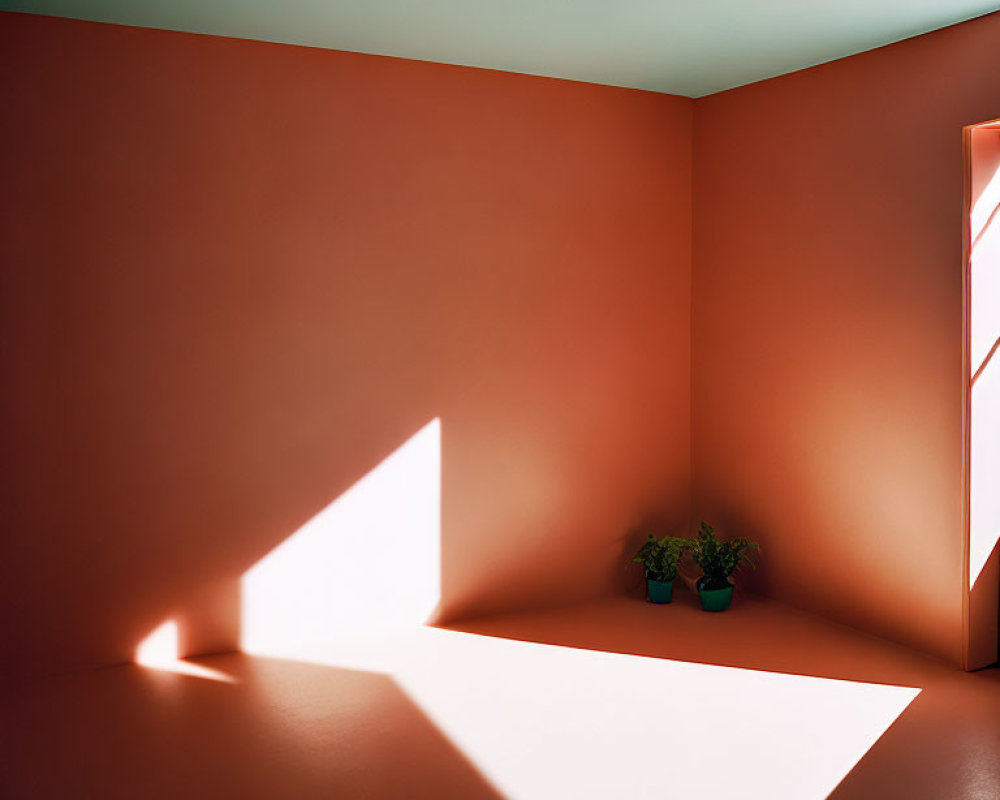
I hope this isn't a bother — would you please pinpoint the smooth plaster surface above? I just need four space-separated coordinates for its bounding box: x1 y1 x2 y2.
0 11 693 676
2 9 1000 677
692 11 1000 665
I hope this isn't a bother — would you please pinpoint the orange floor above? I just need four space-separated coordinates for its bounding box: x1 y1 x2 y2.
3 588 998 799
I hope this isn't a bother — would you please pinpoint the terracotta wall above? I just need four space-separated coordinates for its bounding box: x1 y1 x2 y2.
692 12 1000 665
0 13 693 676
6 7 995 677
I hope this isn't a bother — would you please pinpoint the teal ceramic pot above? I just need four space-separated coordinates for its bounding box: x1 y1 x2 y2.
697 578 734 611
646 578 674 604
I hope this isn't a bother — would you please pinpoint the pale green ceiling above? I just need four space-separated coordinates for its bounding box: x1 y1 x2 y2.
2 0 998 96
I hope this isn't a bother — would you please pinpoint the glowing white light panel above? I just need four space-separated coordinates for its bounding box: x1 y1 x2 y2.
970 149 1000 586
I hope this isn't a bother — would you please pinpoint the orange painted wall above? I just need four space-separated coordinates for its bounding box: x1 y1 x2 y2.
692 12 1000 665
0 13 693 675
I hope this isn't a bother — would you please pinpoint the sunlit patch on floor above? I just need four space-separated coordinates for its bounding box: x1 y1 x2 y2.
249 627 918 800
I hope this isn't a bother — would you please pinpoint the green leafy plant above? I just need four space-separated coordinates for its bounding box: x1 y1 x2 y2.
690 522 758 590
632 534 687 583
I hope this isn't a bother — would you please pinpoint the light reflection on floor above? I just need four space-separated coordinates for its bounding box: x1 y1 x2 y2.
246 626 919 800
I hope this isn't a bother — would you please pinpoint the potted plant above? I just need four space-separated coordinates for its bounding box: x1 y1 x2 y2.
690 522 758 611
632 534 687 603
